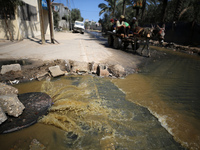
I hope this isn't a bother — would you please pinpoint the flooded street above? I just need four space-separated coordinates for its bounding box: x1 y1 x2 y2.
113 48 200 149
0 75 184 150
0 45 199 149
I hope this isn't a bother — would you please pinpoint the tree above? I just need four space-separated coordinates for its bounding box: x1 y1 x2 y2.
159 0 168 23
98 0 117 17
53 10 60 28
71 8 83 23
122 0 126 15
0 0 23 41
173 0 184 22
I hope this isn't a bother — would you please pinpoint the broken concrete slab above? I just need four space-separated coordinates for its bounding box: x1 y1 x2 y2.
0 94 25 117
70 61 89 73
1 64 21 74
0 82 18 95
0 106 7 124
49 65 65 77
36 72 50 81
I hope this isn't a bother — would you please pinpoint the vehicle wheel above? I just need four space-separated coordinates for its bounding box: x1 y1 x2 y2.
108 35 113 47
113 37 122 49
81 32 84 34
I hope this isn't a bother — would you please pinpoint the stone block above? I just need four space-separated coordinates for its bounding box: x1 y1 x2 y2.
0 106 7 124
97 64 110 77
1 64 21 74
0 82 18 95
64 60 71 72
49 66 65 77
0 94 25 117
108 64 126 77
88 62 98 73
36 72 49 81
70 61 89 73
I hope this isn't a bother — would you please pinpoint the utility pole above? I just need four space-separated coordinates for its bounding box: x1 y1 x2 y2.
47 0 54 44
38 0 45 44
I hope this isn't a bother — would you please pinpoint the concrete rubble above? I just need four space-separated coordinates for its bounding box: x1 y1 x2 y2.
49 65 65 77
108 64 126 78
1 64 21 74
0 60 127 84
96 64 110 77
0 106 7 124
0 83 25 124
0 95 25 117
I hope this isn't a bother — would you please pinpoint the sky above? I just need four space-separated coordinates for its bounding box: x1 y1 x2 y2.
52 0 106 22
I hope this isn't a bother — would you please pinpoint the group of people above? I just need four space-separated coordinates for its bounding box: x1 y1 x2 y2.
109 15 139 38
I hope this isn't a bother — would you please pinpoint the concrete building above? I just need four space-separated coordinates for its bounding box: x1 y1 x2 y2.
0 0 50 40
52 2 70 29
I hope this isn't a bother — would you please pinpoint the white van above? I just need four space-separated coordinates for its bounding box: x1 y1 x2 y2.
73 21 85 34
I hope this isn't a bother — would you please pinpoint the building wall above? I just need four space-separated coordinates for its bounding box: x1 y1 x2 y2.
0 0 50 40
52 3 70 29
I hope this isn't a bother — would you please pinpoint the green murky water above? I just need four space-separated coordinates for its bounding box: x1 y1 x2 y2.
0 48 200 150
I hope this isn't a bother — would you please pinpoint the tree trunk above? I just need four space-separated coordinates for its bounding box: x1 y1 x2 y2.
113 0 117 17
122 0 126 16
38 0 45 44
141 0 146 20
161 0 168 23
47 0 54 44
136 8 139 18
3 11 13 41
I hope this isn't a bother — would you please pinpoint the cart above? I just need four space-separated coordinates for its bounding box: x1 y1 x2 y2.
107 31 140 51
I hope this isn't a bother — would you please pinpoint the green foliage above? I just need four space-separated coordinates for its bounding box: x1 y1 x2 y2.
71 8 84 23
84 22 89 29
0 0 23 9
98 0 117 17
0 0 23 18
99 0 200 27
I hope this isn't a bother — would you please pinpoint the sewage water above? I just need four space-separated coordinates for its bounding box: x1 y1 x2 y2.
113 48 200 150
0 48 199 150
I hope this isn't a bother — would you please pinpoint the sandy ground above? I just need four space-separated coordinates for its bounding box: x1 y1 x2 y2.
0 31 144 69
0 31 148 83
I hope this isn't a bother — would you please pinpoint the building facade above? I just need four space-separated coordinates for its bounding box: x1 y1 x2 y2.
0 0 50 40
52 2 70 29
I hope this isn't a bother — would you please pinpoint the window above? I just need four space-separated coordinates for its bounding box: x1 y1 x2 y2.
0 7 15 20
19 2 37 21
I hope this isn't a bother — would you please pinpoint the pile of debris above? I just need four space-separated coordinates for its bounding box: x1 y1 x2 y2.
149 40 200 55
0 59 128 84
0 83 25 124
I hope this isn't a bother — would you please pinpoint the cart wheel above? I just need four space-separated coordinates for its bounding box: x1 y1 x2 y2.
113 37 122 49
108 35 113 47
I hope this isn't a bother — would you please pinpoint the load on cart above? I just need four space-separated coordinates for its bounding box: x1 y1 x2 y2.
107 15 165 57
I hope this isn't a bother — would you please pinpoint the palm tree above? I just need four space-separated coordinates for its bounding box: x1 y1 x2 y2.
98 0 117 17
173 0 184 22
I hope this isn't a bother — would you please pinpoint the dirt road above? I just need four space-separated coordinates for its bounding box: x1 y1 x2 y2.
0 31 144 70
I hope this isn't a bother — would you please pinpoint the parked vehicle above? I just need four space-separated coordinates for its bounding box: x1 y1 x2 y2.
73 21 85 34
